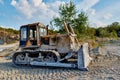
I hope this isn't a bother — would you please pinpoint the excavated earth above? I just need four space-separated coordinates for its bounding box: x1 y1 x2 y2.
0 41 120 80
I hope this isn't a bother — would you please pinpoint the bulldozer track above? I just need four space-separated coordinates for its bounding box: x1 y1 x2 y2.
12 49 60 66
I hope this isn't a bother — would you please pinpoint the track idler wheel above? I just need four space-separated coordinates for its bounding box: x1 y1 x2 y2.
12 52 27 66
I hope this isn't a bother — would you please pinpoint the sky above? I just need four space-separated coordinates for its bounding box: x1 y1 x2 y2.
0 0 120 30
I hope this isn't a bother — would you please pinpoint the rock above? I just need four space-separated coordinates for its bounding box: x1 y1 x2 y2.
90 46 102 55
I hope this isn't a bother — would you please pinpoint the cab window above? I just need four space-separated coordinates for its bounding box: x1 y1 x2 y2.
29 29 36 40
21 27 27 41
39 28 46 36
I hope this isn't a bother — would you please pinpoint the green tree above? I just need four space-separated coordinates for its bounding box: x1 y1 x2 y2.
86 27 96 39
74 12 88 33
52 1 88 34
52 1 76 30
107 22 120 32
95 27 110 37
110 30 117 38
100 29 109 37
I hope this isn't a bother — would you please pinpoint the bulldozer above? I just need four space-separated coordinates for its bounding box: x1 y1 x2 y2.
12 22 92 70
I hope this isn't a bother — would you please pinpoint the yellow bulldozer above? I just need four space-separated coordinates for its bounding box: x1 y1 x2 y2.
12 22 92 70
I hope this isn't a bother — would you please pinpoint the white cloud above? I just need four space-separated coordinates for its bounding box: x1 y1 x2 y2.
91 20 107 28
103 13 112 20
90 1 120 27
11 0 35 18
89 15 107 27
30 0 43 7
87 9 96 15
77 0 99 12
76 0 100 27
11 0 16 5
11 0 64 20
76 0 120 27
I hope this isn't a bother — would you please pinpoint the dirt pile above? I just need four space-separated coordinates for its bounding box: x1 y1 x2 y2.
0 30 19 44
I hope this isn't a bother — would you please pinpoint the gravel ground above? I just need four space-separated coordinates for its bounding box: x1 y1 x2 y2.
0 42 120 80
0 43 19 57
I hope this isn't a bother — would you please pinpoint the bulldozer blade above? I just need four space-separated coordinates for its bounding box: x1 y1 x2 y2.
77 43 92 70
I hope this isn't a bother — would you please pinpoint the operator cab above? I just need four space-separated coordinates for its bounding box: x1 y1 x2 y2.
20 22 48 47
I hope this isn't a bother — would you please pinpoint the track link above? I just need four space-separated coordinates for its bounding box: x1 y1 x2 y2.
12 49 60 66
